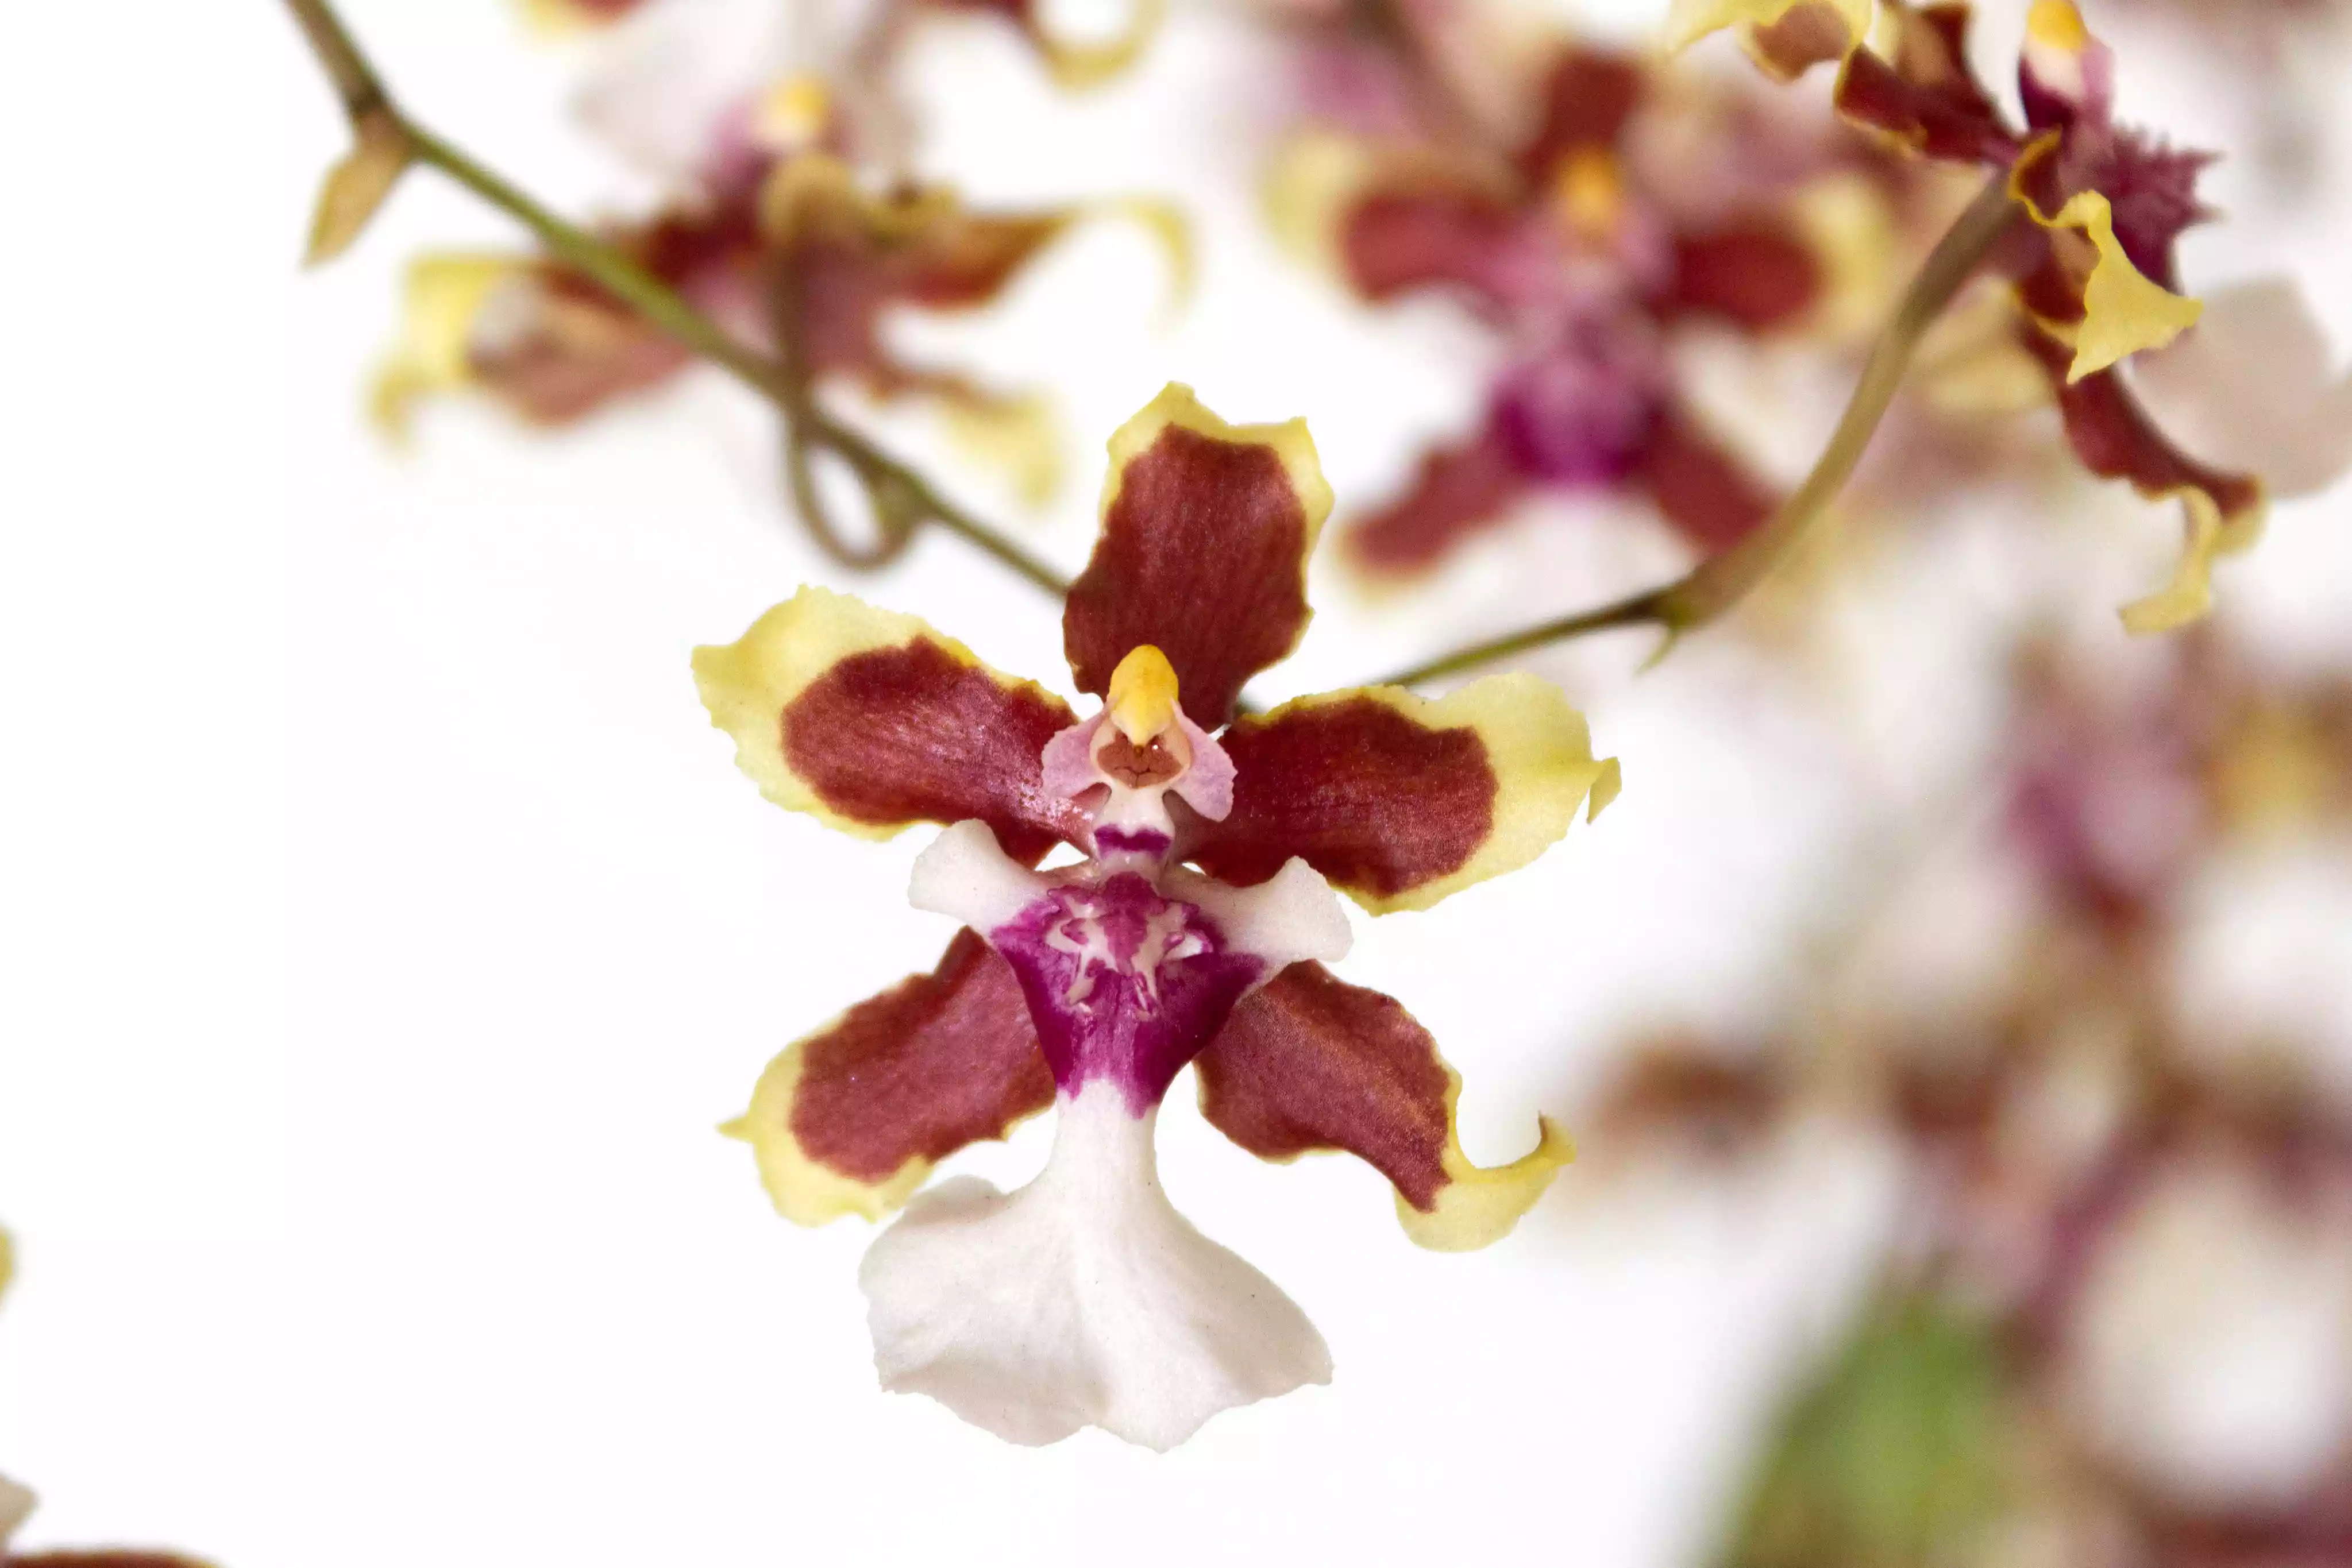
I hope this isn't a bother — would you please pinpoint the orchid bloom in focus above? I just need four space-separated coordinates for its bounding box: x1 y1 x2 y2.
696 384 1618 1447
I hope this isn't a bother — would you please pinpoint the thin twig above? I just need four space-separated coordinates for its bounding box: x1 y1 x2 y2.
1370 173 2021 689
282 0 1071 598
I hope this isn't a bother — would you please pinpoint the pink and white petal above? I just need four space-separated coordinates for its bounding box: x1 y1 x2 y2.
2128 277 2352 500
1197 963 1573 1250
1063 385 1335 728
693 586 1090 861
1165 858 1354 976
1181 675 1618 915
723 929 1055 1225
859 1085 1330 1449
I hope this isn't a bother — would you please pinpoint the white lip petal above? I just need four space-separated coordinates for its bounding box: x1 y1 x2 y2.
858 1086 1332 1450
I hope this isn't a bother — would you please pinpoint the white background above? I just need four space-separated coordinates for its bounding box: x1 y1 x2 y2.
1 1 2347 1563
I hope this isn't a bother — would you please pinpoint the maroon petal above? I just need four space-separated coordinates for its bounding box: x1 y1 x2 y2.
1178 675 1615 914
726 929 1055 1223
1663 222 1823 330
1831 3 2021 167
1345 423 1533 576
1197 963 1571 1249
1635 405 1779 553
695 587 1090 863
1515 47 1645 180
1062 385 1334 727
1337 186 1533 312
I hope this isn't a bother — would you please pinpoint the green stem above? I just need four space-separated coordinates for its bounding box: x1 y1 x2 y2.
282 0 1071 599
1370 173 2021 689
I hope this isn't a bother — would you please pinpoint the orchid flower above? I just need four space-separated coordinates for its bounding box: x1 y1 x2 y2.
374 0 1183 507
1676 0 2351 632
1264 30 1925 574
695 384 1618 1447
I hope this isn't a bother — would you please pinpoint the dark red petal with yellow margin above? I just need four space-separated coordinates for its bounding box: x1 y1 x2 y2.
1831 3 2020 167
2018 327 2266 632
1197 962 1572 1250
695 586 1090 863
1179 676 1618 914
1063 385 1335 726
724 930 1055 1225
1345 424 1533 576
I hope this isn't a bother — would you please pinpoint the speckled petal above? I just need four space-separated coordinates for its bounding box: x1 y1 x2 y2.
1063 385 1335 727
723 929 1054 1226
1180 675 1617 915
1198 963 1574 1250
693 586 1089 860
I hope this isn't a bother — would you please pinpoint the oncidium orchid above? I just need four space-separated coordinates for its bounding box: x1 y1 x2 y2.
695 384 1619 1447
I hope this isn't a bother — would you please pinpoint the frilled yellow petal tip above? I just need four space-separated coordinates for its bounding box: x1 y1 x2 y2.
1106 644 1181 743
2026 0 2088 52
1397 1111 1576 1252
1660 0 1871 54
2011 151 2204 383
724 1045 928 1227
1102 383 1335 549
2119 486 2268 635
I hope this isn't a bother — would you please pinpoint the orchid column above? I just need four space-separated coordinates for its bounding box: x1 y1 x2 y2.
695 385 1618 1447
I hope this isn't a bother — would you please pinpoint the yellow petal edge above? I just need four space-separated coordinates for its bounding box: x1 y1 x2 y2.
1397 1071 1577 1252
1250 673 1618 916
2010 143 2204 383
1102 381 1336 561
722 1041 932 1226
691 585 1059 840
1661 0 1872 55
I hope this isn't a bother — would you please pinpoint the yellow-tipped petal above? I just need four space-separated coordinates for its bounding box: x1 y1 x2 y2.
368 253 523 441
1396 1086 1576 1252
1106 644 1181 743
2120 485 2266 635
724 1045 930 1225
1661 0 1871 55
2012 148 2204 383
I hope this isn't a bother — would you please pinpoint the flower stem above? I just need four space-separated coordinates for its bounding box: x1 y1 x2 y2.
1370 173 2021 689
280 0 1073 600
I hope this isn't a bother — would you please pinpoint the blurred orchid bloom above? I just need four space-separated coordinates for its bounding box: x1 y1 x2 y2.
375 0 1185 507
1680 0 2351 632
695 385 1617 1447
1264 29 1924 574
